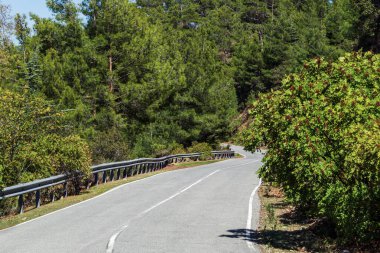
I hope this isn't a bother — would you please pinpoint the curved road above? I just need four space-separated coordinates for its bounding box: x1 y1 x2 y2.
0 145 263 253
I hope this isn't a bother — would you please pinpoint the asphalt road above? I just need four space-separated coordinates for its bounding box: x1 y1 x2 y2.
0 145 263 253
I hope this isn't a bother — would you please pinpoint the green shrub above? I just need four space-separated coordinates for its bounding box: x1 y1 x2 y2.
242 52 380 242
170 143 187 155
130 134 165 158
0 88 92 193
89 128 130 164
0 165 3 191
188 142 213 160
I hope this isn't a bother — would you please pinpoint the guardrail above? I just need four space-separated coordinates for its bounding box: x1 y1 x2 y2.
0 150 235 214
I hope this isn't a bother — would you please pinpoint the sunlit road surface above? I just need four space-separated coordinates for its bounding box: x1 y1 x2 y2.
0 145 262 253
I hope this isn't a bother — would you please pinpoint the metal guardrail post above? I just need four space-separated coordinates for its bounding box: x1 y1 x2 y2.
142 164 146 174
94 172 99 186
110 170 114 181
123 168 127 179
63 182 68 198
36 190 41 208
134 166 138 176
102 171 107 184
18 194 24 214
117 168 121 180
50 191 55 202
135 165 139 175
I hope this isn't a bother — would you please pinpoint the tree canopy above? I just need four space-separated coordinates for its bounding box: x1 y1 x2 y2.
241 52 380 242
0 0 378 186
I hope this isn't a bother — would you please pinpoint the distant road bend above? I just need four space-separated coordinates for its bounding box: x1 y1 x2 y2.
0 145 263 253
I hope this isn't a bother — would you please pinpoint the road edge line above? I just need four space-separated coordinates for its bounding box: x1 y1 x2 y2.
0 160 236 232
246 178 262 252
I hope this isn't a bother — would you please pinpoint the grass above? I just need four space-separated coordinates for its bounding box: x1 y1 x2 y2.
0 159 221 230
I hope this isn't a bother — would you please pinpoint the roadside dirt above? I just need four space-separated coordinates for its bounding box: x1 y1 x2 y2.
257 184 336 253
256 184 379 253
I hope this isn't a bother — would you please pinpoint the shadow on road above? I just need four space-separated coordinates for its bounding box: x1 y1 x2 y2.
219 228 319 251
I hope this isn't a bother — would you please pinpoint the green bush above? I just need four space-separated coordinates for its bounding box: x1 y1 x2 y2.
0 88 92 189
170 143 187 155
242 52 380 242
0 165 3 191
89 128 130 164
130 134 163 159
188 142 213 160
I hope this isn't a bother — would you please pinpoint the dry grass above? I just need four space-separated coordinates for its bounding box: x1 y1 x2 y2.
254 184 379 253
257 183 337 253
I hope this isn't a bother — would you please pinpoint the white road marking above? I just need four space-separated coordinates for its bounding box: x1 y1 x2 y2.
106 225 129 253
246 178 262 252
105 170 220 253
0 159 240 232
105 159 262 253
0 158 257 233
0 169 172 232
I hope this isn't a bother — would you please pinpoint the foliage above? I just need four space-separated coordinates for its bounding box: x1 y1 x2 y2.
0 0 378 218
242 52 380 242
170 143 187 155
0 1 13 45
0 88 91 188
1 0 376 166
351 0 380 52
89 127 129 164
188 142 213 160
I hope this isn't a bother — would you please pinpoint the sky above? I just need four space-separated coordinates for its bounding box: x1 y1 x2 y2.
1 0 83 19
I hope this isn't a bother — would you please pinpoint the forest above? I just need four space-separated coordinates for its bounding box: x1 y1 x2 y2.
0 0 379 242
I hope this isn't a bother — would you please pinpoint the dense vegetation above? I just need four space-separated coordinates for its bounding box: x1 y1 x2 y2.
0 89 91 188
0 0 379 215
242 52 380 242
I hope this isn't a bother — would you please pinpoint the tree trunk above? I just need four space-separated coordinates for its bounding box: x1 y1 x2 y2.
109 55 113 92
